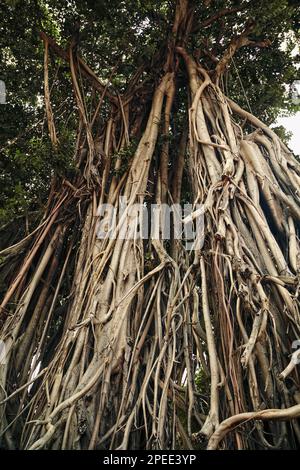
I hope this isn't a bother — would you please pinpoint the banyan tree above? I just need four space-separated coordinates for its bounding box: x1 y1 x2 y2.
0 0 300 450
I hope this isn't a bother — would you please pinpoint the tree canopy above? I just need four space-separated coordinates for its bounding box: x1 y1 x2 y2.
0 0 299 230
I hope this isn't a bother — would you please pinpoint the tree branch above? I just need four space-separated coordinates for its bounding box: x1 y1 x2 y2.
215 29 271 77
207 404 300 450
39 31 117 105
201 6 245 28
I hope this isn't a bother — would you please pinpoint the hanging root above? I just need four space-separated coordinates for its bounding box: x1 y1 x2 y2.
177 46 300 448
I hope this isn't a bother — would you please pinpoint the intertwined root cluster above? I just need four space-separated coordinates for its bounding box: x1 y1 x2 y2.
0 36 300 450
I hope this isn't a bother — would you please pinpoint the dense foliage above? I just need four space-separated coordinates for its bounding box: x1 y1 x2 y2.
0 0 299 229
